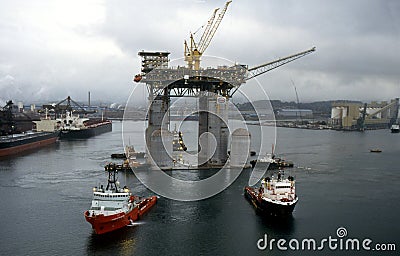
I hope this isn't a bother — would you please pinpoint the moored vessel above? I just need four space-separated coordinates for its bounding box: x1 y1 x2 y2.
111 146 146 159
244 171 298 216
58 112 112 139
250 145 294 170
0 102 59 157
125 145 146 159
251 153 276 169
84 163 157 234
0 131 59 157
391 124 399 133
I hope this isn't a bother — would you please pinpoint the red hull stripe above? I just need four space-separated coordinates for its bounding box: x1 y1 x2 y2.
139 196 157 217
85 207 140 235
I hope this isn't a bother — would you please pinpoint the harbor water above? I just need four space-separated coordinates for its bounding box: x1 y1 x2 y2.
0 121 399 255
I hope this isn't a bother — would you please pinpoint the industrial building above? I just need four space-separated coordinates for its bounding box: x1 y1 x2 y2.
330 98 399 130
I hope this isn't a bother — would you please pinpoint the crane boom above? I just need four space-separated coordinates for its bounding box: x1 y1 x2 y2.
198 1 232 53
184 1 232 70
365 100 398 119
246 47 316 80
198 8 219 52
291 79 303 124
230 47 316 96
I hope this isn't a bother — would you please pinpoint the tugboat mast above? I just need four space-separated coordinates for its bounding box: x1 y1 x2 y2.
105 163 118 191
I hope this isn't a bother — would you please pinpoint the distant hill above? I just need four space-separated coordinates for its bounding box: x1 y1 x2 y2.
235 100 363 115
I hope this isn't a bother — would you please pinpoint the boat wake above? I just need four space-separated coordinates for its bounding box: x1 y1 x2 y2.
127 220 146 227
296 166 313 171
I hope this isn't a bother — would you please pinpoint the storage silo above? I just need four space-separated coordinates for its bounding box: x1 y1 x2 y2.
331 107 341 119
230 128 251 168
18 102 23 112
149 128 173 170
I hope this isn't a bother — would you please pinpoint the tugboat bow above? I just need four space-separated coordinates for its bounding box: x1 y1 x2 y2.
244 171 298 216
84 163 157 234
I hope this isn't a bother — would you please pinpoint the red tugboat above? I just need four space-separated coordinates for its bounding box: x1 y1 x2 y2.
84 163 157 234
244 171 298 216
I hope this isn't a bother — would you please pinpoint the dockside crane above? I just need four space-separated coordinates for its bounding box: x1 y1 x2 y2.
357 103 368 131
365 99 399 122
291 79 303 124
42 96 95 116
184 0 232 70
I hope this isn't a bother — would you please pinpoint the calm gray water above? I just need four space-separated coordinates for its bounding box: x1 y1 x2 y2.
0 121 399 255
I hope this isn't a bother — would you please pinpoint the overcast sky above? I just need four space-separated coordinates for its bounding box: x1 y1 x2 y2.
0 0 399 106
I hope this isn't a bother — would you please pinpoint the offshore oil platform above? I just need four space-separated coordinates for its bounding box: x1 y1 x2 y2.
134 1 315 169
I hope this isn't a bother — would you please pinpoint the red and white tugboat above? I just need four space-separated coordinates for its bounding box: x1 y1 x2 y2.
244 171 298 216
84 163 157 234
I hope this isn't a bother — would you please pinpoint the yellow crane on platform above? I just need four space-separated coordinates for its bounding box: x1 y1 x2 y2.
136 0 316 87
184 1 232 70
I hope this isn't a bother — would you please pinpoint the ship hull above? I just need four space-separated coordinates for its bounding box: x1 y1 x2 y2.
244 187 297 216
59 121 112 140
84 206 140 235
138 196 157 217
250 160 294 169
84 196 157 235
0 131 59 157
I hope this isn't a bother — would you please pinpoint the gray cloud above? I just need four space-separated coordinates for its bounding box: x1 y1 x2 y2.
0 0 399 105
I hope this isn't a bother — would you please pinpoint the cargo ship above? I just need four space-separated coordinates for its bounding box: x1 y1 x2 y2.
244 171 298 216
0 131 59 157
84 163 157 234
57 112 112 139
0 101 59 157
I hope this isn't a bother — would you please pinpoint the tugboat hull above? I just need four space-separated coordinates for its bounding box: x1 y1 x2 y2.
84 206 139 235
244 187 297 216
84 196 157 234
138 196 158 217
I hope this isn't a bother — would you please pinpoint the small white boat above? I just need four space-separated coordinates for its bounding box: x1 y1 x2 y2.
391 124 399 133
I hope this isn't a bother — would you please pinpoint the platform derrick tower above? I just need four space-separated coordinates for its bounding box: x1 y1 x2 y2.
135 1 316 169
